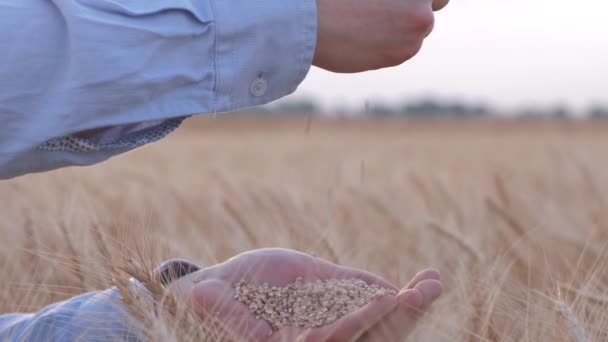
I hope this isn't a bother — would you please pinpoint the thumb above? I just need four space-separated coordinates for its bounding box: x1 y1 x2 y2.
432 0 449 11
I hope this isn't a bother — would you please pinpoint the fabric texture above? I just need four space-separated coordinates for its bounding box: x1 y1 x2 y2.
0 0 317 179
38 118 186 153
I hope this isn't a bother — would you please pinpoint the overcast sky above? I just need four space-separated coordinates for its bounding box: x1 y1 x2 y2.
282 0 608 113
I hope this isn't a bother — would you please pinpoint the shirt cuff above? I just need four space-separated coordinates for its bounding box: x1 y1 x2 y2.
210 0 317 112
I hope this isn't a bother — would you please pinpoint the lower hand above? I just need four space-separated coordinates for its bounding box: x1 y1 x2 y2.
166 248 442 341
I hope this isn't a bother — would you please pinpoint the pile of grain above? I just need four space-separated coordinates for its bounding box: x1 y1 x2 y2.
233 278 395 330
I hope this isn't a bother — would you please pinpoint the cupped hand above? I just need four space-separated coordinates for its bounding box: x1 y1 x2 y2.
166 248 442 341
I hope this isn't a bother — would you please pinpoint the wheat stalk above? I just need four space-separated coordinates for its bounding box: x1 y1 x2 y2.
553 296 589 342
58 222 86 288
427 222 481 262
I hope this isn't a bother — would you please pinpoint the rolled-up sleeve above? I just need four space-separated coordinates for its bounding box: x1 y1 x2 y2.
0 0 317 179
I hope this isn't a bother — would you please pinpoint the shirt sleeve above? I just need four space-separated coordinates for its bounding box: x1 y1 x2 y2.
0 0 317 179
0 260 202 341
0 287 146 341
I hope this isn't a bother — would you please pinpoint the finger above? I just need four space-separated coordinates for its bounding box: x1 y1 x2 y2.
398 288 424 310
356 280 443 342
432 0 449 11
414 279 443 310
406 268 441 289
306 294 399 341
355 289 422 342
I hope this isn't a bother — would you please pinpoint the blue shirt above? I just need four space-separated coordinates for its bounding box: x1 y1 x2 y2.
0 0 316 180
0 0 317 339
0 286 145 341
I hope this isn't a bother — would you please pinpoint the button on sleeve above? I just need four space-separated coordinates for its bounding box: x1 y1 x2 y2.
210 0 317 111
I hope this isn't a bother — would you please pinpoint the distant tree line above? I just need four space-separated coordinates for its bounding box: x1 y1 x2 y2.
516 103 608 120
590 105 608 119
233 98 320 117
364 98 490 119
238 97 608 120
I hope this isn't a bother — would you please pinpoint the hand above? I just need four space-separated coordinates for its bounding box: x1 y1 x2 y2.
313 0 449 73
166 248 442 341
356 269 443 342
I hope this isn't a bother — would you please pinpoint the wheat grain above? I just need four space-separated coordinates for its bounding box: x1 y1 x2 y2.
234 278 394 331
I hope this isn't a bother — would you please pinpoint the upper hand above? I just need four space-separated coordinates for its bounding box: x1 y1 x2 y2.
313 0 449 73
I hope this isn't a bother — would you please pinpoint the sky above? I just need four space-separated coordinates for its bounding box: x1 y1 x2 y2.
280 0 608 114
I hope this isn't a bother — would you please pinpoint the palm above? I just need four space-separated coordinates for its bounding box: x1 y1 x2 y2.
171 249 442 341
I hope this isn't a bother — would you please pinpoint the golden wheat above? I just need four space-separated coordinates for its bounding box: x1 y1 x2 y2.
1 117 607 341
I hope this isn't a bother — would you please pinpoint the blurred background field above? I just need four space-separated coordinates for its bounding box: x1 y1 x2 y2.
1 116 607 341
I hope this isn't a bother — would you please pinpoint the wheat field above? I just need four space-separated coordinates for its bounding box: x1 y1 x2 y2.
1 116 607 341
